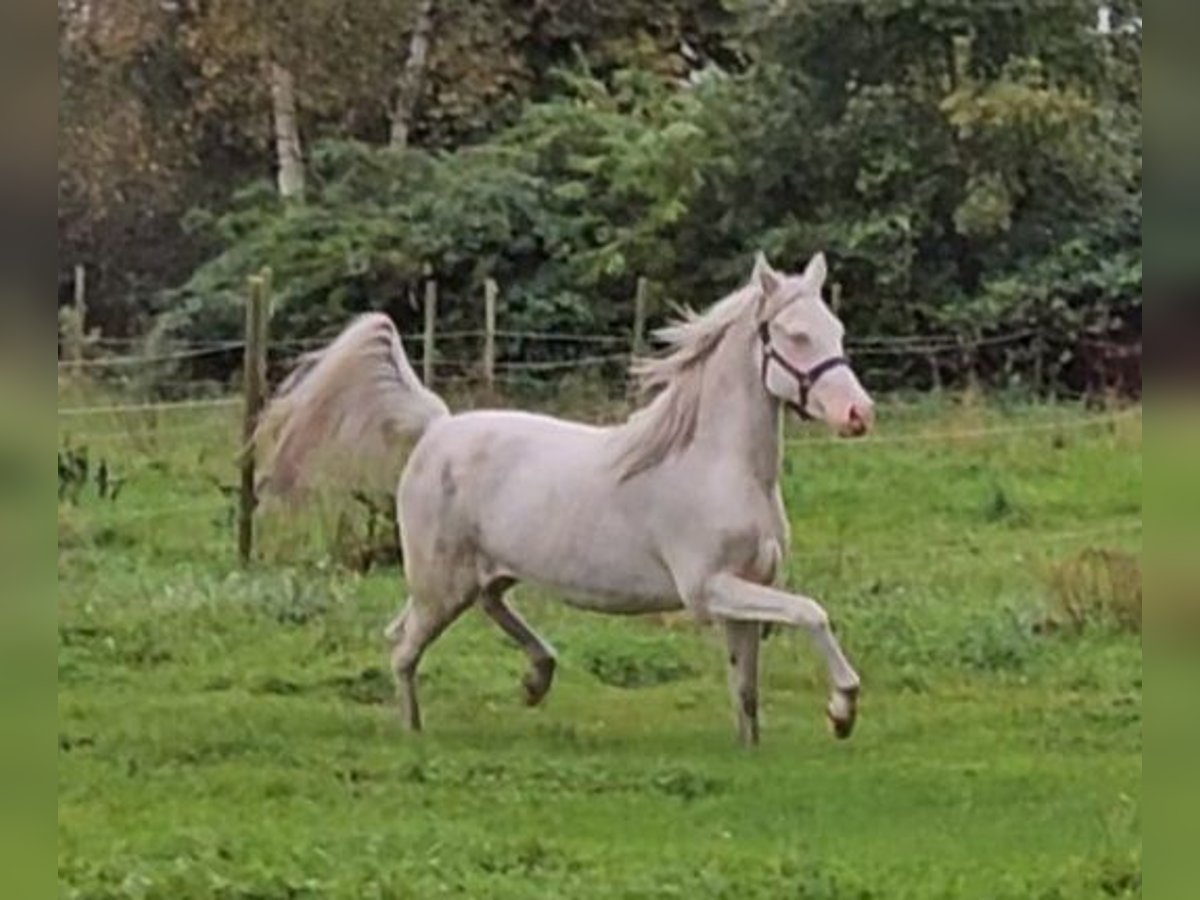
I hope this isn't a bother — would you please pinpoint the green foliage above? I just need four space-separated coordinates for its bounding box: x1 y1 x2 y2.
680 1 1141 355
164 69 709 344
155 2 1139 394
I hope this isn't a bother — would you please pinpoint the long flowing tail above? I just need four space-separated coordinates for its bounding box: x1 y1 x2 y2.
255 313 448 495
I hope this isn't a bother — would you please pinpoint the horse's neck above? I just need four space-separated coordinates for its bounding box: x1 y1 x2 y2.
691 327 781 486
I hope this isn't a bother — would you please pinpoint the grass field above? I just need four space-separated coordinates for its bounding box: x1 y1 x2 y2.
58 392 1142 898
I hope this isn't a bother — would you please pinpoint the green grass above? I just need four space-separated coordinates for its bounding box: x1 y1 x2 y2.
58 394 1142 898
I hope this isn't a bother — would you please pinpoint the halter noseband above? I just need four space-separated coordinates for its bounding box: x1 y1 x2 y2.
758 321 850 420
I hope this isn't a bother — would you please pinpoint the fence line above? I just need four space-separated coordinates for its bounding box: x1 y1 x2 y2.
59 397 241 417
62 325 1053 363
494 330 629 345
845 328 1039 348
847 331 1040 356
783 407 1139 447
57 389 1139 426
496 353 631 372
57 342 245 369
86 336 234 349
58 407 1139 447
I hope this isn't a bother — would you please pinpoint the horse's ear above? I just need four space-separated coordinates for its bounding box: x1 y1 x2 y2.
752 251 781 306
801 251 828 292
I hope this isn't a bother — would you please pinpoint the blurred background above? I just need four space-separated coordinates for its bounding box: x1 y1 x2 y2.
55 0 1141 397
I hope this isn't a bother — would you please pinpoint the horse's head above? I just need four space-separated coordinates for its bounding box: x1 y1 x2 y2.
752 251 875 438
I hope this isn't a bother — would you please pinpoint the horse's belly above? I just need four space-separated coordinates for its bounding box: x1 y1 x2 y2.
506 547 680 615
481 491 678 609
555 585 683 615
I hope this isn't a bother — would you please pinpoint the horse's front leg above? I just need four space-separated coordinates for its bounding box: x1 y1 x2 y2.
707 573 860 739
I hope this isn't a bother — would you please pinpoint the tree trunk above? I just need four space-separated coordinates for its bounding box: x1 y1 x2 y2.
389 0 436 148
270 61 305 200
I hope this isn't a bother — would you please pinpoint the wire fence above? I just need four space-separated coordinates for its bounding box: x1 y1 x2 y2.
60 325 1096 369
783 406 1140 447
64 325 1137 356
57 342 246 369
58 396 241 417
57 323 1141 417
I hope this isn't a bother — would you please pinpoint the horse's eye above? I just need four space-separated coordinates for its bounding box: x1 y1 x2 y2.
784 332 811 348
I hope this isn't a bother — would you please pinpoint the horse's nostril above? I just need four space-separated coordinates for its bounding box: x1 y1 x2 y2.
845 405 871 436
849 404 874 431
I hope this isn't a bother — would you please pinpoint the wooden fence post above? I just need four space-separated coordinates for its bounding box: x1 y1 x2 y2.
1031 329 1046 394
928 351 943 393
632 276 650 358
422 267 437 387
238 270 271 566
483 278 497 392
71 264 87 364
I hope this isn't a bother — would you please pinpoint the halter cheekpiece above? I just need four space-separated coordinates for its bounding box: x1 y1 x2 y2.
758 321 850 420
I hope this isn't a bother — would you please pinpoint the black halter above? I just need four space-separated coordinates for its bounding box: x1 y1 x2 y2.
758 321 850 420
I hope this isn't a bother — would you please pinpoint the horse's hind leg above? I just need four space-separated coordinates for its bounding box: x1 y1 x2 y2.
479 580 557 707
388 593 470 731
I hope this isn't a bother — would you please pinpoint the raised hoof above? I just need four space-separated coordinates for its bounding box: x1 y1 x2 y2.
522 657 557 707
826 687 859 740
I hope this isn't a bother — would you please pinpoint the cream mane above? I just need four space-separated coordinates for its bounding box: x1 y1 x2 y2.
612 283 759 480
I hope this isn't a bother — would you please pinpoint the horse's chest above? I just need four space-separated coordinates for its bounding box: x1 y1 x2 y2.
715 495 789 584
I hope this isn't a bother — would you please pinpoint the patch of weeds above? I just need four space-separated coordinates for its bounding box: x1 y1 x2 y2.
473 837 563 877
981 483 1031 525
252 675 305 696
58 623 103 647
259 577 336 627
535 721 601 749
893 665 930 694
64 619 173 670
91 526 138 550
1023 848 1141 900
954 608 1035 672
326 665 393 705
58 733 95 753
647 766 725 801
574 631 697 689
60 857 325 900
1041 548 1141 635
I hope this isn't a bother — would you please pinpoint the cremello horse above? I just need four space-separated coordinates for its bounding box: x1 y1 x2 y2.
257 252 875 744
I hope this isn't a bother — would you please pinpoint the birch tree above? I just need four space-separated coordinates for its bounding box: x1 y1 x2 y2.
389 0 435 148
269 59 306 200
